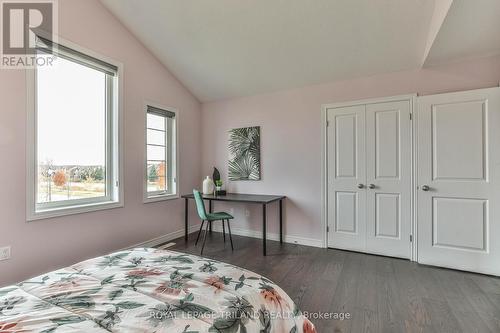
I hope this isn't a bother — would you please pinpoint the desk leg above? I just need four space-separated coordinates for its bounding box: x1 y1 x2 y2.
279 199 283 244
209 200 213 233
263 204 267 256
184 198 188 242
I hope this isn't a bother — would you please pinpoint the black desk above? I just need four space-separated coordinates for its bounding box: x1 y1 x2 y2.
181 193 286 255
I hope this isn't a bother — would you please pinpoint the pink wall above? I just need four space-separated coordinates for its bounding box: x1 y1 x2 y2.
201 55 500 245
0 0 201 286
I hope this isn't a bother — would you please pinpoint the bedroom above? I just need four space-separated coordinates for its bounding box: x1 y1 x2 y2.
1 0 500 332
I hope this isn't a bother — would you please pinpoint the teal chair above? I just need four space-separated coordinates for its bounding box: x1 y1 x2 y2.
193 189 234 254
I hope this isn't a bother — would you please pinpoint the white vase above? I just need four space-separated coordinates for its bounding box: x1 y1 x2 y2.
202 176 215 195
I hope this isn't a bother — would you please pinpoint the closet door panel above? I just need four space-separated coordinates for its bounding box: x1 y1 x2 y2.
366 101 412 259
327 105 366 251
417 87 500 275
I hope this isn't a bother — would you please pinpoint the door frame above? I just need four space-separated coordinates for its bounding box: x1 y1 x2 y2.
321 94 418 261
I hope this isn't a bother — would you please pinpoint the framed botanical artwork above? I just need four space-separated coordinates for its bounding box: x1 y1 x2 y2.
228 126 261 181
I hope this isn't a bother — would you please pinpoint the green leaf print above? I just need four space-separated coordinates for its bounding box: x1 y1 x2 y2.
209 296 254 333
209 316 240 333
182 324 200 333
97 307 123 330
61 295 95 309
199 262 217 273
81 287 102 295
183 293 195 303
116 301 145 309
173 266 193 270
108 289 123 301
51 315 87 326
0 288 16 297
41 318 91 333
246 276 260 280
154 255 194 264
170 270 194 281
128 256 145 266
259 306 271 333
101 275 115 285
221 276 233 285
0 296 27 315
98 252 129 267
177 293 214 318
292 303 301 317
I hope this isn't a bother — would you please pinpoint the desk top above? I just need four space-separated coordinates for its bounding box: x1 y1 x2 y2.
181 193 285 204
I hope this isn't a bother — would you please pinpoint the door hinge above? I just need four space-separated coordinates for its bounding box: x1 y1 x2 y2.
326 120 330 127
327 226 329 232
409 113 413 120
410 235 413 242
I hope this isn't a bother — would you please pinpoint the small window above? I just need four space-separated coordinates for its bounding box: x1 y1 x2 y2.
144 105 178 202
27 37 122 220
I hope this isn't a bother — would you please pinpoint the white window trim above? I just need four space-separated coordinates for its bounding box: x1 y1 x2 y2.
26 36 124 221
143 101 179 203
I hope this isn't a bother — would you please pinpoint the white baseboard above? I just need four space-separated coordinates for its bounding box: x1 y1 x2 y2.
127 224 201 249
126 224 323 250
210 225 323 248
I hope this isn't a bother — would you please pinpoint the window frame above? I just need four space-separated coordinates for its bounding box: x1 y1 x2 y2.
143 102 179 203
26 36 124 221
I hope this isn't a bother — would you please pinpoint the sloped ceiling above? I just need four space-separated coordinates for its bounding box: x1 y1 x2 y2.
100 0 499 102
424 0 500 66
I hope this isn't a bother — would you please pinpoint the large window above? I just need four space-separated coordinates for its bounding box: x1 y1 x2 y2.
27 38 122 220
144 105 177 202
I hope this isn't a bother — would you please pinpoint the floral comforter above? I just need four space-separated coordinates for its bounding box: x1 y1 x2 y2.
0 248 316 332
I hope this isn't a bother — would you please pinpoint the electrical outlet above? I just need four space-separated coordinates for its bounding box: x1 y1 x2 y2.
0 246 11 261
245 209 250 217
230 208 234 215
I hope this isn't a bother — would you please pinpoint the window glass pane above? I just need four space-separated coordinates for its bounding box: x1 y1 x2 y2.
36 56 107 204
147 113 165 130
147 128 165 146
145 108 175 198
147 145 165 161
147 162 167 192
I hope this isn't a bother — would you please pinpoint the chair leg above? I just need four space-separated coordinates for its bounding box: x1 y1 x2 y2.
200 219 210 255
226 220 234 251
222 219 226 243
195 220 205 245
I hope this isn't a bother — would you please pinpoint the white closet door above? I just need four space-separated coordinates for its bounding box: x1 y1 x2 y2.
366 101 412 258
327 105 366 251
417 87 500 275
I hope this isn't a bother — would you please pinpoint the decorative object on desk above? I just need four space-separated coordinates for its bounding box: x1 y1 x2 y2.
202 176 215 195
228 126 261 181
215 180 226 195
215 179 222 191
212 167 221 183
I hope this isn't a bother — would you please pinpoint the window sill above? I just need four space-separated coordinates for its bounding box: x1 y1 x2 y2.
27 200 123 221
143 193 179 204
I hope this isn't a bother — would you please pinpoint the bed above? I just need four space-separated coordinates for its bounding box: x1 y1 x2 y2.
0 247 316 332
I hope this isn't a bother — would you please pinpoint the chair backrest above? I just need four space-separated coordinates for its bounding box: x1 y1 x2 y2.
193 189 208 220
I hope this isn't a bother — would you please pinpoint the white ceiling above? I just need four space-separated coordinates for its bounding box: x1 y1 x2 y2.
100 0 500 102
425 0 500 66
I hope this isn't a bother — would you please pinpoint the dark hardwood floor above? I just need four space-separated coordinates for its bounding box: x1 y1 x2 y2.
167 232 500 333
